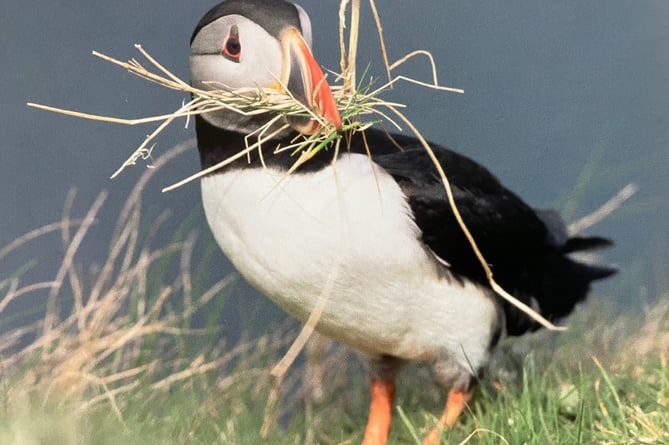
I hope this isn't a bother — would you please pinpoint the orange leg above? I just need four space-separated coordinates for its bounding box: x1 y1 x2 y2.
361 378 396 445
422 389 472 445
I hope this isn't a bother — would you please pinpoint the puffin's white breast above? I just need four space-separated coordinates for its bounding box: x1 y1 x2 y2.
201 153 497 370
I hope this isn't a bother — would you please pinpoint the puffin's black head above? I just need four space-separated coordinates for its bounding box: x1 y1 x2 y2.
190 0 341 135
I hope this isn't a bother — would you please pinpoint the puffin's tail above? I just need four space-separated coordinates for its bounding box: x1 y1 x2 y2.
538 236 617 320
505 210 617 335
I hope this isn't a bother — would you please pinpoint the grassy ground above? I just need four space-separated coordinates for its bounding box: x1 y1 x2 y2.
1 300 667 445
1 151 667 445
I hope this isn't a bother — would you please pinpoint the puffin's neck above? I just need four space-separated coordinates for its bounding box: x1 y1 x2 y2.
195 116 289 171
194 117 405 175
195 115 344 174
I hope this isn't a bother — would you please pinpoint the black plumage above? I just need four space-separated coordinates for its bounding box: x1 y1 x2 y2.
366 133 616 335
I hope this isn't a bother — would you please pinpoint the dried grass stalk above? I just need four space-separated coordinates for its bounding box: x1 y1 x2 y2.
0 143 238 420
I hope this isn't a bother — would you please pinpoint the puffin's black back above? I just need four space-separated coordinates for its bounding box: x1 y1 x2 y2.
191 0 302 43
358 131 616 335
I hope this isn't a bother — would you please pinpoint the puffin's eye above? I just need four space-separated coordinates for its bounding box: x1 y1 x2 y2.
222 26 241 62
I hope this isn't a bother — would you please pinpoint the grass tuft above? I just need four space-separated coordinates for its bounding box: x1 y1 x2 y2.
0 143 238 441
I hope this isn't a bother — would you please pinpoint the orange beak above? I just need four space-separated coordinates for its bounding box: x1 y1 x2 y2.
278 28 342 135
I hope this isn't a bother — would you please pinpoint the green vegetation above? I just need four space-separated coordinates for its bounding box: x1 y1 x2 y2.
1 298 667 445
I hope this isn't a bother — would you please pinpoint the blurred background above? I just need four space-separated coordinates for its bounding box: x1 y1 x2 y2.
1 0 667 336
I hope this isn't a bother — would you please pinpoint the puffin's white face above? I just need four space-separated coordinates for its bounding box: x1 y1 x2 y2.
189 5 339 135
190 15 284 91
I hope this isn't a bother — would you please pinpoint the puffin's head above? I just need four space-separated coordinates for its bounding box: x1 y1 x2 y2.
190 0 341 135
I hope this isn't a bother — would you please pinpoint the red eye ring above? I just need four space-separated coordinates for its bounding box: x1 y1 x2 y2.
222 26 241 62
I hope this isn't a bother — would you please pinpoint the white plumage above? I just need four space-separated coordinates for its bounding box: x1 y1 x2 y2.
201 153 499 374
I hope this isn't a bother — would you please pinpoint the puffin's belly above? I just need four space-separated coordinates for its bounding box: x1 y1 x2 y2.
201 154 497 368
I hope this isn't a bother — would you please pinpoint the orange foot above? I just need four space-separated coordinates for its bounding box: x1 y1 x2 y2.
361 378 396 445
422 389 472 445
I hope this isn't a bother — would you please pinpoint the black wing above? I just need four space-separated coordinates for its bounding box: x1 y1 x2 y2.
351 129 616 335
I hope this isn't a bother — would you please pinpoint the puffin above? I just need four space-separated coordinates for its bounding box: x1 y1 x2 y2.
189 1 616 444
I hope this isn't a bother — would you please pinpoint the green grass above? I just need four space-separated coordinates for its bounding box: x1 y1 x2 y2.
1 298 667 445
